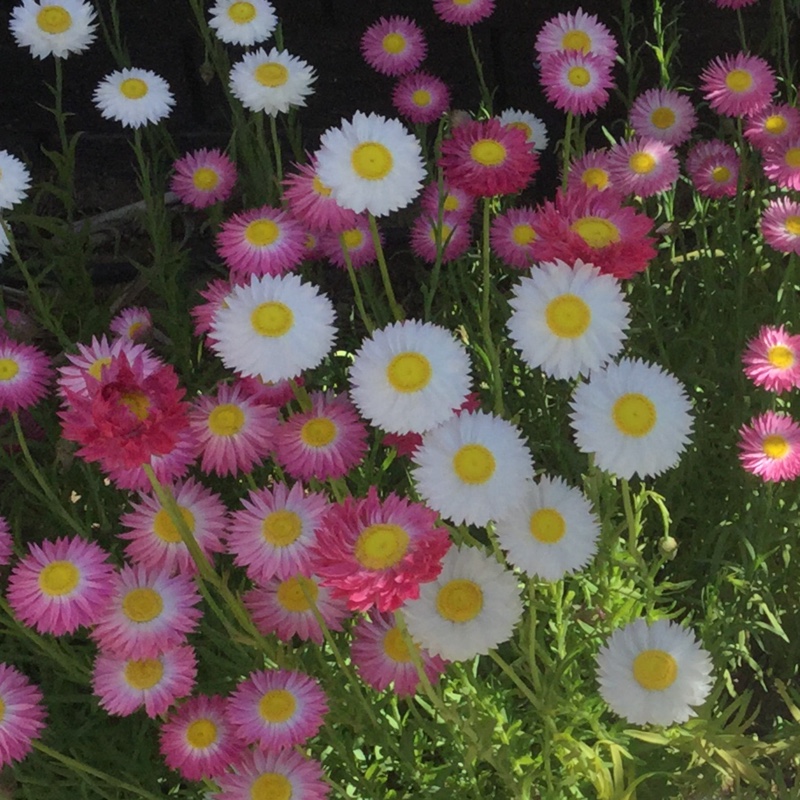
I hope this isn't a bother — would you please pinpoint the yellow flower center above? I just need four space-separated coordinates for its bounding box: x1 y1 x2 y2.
185 719 217 749
88 356 112 380
511 223 536 246
443 195 460 212
351 142 394 180
711 166 731 183
764 114 788 135
452 443 496 484
259 689 296 723
436 578 483 622
37 5 72 34
612 393 657 437
276 575 318 612
251 773 292 800
767 344 794 369
152 506 195 544
429 223 452 244
261 509 303 547
120 391 150 420
762 434 789 460
38 560 80 597
529 508 566 544
120 78 148 100
0 700 4 723
567 66 591 88
312 175 332 197
342 228 364 249
632 648 678 691
582 167 609 190
386 351 432 393
545 293 591 338
784 215 800 236
382 32 407 54
412 89 432 107
650 106 676 129
192 167 219 191
354 523 410 570
300 417 337 448
470 139 507 167
561 29 591 53
629 151 656 175
128 321 144 338
383 627 412 662
251 301 294 337
124 658 164 690
245 219 280 248
228 1 256 23
571 216 621 248
208 403 246 437
255 62 289 88
508 121 532 139
725 69 753 93
0 358 19 382
122 587 164 623
784 148 800 168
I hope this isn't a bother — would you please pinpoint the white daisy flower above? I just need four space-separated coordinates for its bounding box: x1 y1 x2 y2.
208 0 277 46
10 0 97 60
0 151 31 210
210 273 336 383
495 475 599 581
349 320 472 435
412 411 534 527
498 108 550 152
315 111 426 217
402 545 523 662
93 68 175 129
569 358 693 480
596 618 714 726
229 47 316 116
507 259 629 381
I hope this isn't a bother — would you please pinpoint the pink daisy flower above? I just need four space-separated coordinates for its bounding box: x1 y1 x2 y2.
607 137 679 197
0 516 12 566
738 411 800 482
7 537 114 636
762 138 800 190
235 375 299 408
170 148 237 209
410 210 471 263
392 70 451 124
227 669 327 751
319 214 379 269
160 694 242 782
540 50 615 116
227 482 329 583
189 382 279 477
439 117 539 197
490 206 539 269
744 103 800 151
216 206 306 280
742 325 800 393
419 179 476 220
535 8 617 61
0 339 50 413
761 197 800 255
190 278 234 344
433 0 495 25
351 611 447 697
0 664 46 768
685 140 740 199
214 748 328 800
244 572 350 644
92 645 197 718
360 16 427 77
566 149 619 195
710 0 759 8
92 564 202 659
700 52 776 117
109 306 152 342
311 487 452 613
274 391 369 482
629 87 697 146
119 478 227 576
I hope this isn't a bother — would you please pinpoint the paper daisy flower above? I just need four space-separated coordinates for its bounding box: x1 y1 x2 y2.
92 564 202 659
607 137 679 197
227 669 327 751
190 279 235 344
0 151 30 210
596 618 713 726
685 140 739 199
540 51 614 116
495 475 600 581
159 694 242 782
349 320 472 435
535 8 617 60
569 358 693 480
0 517 12 566
209 273 336 383
742 325 800 393
393 70 451 124
170 148 237 209
229 47 316 115
208 0 277 46
490 206 540 269
412 411 534 526
439 117 539 197
315 111 426 217
738 411 800 482
361 15 427 77
419 179 476 220
402 545 522 661
566 149 618 195
507 258 629 380
628 88 697 147
110 306 152 342
761 197 800 255
498 108 549 152
93 68 175 128
92 645 197 718
433 0 495 25
10 0 97 59
236 375 298 408
0 663 46 768
227 482 329 583
7 536 114 635
119 477 227 576
744 103 800 151
319 214 379 269
699 53 776 117
0 339 50 413
763 138 800 191
409 210 471 264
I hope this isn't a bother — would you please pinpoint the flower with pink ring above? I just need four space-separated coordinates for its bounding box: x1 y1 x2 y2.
761 197 800 255
160 694 242 782
92 645 197 718
540 50 615 116
607 137 679 197
190 278 234 343
0 339 50 413
110 306 152 342
0 663 46 768
92 564 202 659
0 516 12 566
7 536 114 636
227 669 327 751
439 117 539 197
319 214 379 269
490 206 540 269
686 140 740 199
216 206 306 280
361 15 427 77
433 0 495 25
352 611 447 697
227 481 328 583
762 138 800 191
700 53 776 117
170 148 236 209
744 103 800 151
419 179 475 219
566 149 619 195
312 487 452 613
742 325 800 393
244 572 350 645
535 8 617 61
410 210 471 264
274 391 369 482
738 411 800 482
215 749 328 800
628 88 697 146
393 70 451 124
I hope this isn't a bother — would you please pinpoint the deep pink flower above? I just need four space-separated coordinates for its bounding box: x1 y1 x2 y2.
762 138 800 190
761 197 800 255
214 749 329 800
686 140 740 199
410 210 471 263
535 8 617 61
170 148 237 209
392 70 451 124
0 664 46 768
700 52 776 117
607 136 679 197
360 16 427 76
628 88 697 146
490 206 539 269
742 325 800 393
433 0 495 25
540 50 615 116
318 214 379 269
419 179 476 220
566 149 620 196
744 103 800 151
0 339 50 413
738 411 800 482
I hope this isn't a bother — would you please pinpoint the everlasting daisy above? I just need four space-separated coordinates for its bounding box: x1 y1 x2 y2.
607 137 679 197
498 108 549 152
191 279 235 344
7 536 114 636
419 179 476 220
699 53 776 117
10 0 97 59
744 103 800 151
0 339 50 412
315 111 426 217
432 0 495 25
412 411 534 526
0 151 31 210
210 273 336 383
761 196 800 255
628 88 697 146
361 16 427 77
350 320 472 435
229 47 316 115
170 148 237 209
235 375 298 408
507 258 629 380
566 149 618 195
685 140 740 199
208 0 277 46
227 669 327 751
319 214 379 269
569 358 693 480
490 206 539 269
738 411 800 482
535 8 617 60
540 51 615 116
742 325 800 393
0 663 46 768
409 210 471 264
596 618 713 726
0 517 13 566
93 68 175 128
110 306 152 342
393 70 451 124
762 138 800 191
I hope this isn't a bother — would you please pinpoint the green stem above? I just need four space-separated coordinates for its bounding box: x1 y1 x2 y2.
269 114 283 184
480 198 504 415
341 236 375 332
488 647 545 712
368 213 404 321
467 26 492 114
561 112 574 190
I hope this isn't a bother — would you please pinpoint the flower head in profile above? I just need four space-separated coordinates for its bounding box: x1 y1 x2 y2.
170 148 237 209
0 151 31 210
10 0 97 59
738 411 800 482
0 663 46 768
700 52 776 117
109 306 152 343
208 0 277 46
361 15 427 77
742 325 800 393
93 68 175 128
761 197 800 255
433 0 495 26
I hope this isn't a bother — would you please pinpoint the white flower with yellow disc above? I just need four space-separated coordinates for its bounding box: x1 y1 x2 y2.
93 68 175 129
10 0 97 59
498 108 549 152
208 0 277 46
